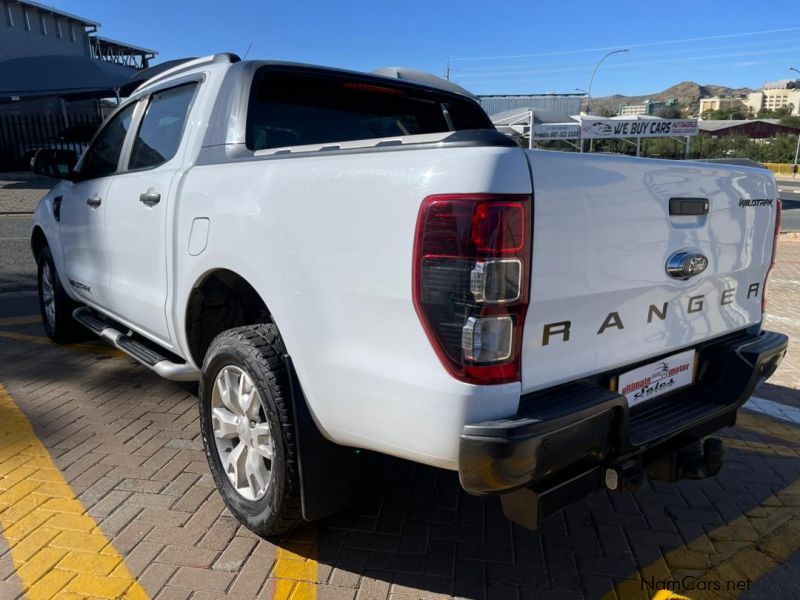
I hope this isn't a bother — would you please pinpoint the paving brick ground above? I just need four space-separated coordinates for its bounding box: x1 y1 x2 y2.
0 243 799 600
0 174 51 214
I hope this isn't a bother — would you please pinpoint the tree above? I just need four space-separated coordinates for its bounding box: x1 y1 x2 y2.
701 107 746 120
758 104 794 119
780 115 800 129
656 105 683 119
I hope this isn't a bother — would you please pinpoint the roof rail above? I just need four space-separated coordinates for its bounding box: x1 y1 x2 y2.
134 52 241 93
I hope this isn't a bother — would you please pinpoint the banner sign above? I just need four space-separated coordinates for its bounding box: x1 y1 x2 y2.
532 123 581 140
580 118 698 139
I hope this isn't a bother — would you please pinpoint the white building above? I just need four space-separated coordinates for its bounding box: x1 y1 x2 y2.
698 97 746 116
746 80 800 116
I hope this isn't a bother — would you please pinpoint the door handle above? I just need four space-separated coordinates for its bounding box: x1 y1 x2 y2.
86 195 102 208
139 191 161 207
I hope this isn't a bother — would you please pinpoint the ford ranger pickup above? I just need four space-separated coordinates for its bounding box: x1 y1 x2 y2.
29 53 787 536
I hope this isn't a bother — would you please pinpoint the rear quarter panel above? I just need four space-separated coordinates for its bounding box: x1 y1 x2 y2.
174 145 532 468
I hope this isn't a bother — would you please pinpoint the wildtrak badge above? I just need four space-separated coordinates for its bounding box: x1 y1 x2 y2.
739 198 773 207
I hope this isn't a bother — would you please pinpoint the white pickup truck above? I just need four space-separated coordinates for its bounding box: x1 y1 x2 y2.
30 53 787 537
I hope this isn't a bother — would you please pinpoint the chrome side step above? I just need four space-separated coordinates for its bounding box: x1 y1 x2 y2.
72 307 200 381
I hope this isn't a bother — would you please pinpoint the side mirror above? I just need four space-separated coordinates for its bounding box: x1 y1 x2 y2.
31 149 78 180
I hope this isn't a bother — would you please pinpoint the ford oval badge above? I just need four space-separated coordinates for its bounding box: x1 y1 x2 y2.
666 251 708 280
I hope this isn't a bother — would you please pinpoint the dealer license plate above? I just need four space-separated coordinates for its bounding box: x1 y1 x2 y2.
614 349 697 408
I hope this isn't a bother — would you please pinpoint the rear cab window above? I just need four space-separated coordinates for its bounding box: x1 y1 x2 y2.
246 68 493 151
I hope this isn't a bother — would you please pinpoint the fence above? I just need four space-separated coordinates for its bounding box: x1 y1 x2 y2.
762 163 798 176
0 113 101 172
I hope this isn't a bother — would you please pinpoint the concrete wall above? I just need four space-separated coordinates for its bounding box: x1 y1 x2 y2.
0 1 92 61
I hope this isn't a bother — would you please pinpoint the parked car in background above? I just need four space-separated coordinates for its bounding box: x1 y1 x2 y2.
21 122 97 169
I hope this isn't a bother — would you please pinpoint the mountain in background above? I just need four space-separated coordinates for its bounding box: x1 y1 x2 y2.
590 81 755 115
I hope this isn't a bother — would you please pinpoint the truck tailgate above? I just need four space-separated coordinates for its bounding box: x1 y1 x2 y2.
521 150 779 394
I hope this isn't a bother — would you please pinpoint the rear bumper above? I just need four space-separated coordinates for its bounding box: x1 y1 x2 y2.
459 329 787 497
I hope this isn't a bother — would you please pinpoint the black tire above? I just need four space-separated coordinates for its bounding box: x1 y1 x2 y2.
37 245 84 343
199 324 303 538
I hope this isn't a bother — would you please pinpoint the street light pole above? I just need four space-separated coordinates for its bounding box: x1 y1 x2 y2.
586 49 629 115
791 69 800 172
586 49 628 153
574 89 589 152
575 88 589 114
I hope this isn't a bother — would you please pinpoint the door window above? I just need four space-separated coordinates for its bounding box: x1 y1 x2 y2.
129 84 197 170
79 103 136 180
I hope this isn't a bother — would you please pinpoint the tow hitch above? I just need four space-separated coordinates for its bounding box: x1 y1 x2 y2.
500 437 726 530
644 437 725 482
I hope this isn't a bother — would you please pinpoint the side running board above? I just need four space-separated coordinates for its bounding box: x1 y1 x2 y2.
72 307 200 381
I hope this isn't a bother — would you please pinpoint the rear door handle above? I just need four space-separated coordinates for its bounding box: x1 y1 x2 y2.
139 191 161 207
86 195 102 208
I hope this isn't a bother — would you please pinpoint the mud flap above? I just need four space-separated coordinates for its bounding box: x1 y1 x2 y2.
282 354 369 521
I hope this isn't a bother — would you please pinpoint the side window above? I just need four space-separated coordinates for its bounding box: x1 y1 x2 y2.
79 103 135 180
129 84 196 170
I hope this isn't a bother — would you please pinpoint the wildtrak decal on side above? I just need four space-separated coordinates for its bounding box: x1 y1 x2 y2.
739 198 773 208
541 282 761 346
69 279 92 294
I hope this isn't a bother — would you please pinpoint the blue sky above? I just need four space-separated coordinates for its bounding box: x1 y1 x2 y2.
58 0 800 96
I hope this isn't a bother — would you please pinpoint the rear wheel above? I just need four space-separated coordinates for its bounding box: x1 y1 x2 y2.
37 245 84 343
199 324 303 538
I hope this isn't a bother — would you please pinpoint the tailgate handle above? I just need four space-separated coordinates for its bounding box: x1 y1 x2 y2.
669 197 709 216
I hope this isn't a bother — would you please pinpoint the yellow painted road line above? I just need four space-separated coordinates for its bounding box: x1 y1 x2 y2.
273 534 319 599
0 382 149 599
0 315 42 327
0 330 123 357
611 432 800 599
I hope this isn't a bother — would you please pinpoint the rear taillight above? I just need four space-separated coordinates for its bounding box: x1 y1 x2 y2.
763 199 782 313
413 194 531 384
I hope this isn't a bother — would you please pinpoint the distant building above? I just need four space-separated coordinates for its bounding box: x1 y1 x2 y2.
698 97 746 116
746 80 800 116
478 94 583 118
618 98 678 116
0 1 158 168
1 0 155 67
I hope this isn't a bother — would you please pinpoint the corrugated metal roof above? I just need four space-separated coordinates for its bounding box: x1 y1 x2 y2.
17 0 99 26
698 119 780 132
478 95 583 116
490 108 577 125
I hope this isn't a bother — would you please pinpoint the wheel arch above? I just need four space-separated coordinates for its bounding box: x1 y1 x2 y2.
30 225 48 261
184 268 274 367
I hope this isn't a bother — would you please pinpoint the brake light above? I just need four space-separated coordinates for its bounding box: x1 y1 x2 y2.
763 199 782 313
413 194 532 384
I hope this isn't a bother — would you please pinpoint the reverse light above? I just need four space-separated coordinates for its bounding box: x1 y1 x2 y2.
470 259 522 304
462 316 514 362
413 194 532 384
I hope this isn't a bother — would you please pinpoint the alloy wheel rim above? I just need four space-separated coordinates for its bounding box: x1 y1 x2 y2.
41 262 56 329
211 365 274 501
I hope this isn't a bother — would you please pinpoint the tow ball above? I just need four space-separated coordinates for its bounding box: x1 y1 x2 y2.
605 437 725 491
